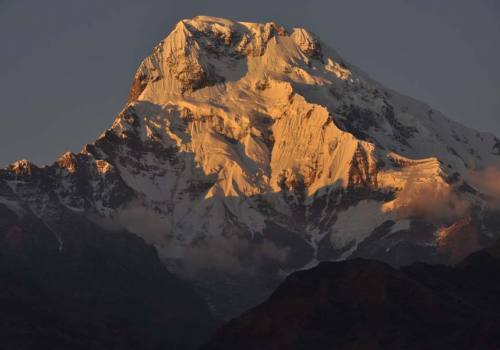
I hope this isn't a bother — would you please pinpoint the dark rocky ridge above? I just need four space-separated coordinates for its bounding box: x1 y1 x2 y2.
0 200 215 350
203 242 500 350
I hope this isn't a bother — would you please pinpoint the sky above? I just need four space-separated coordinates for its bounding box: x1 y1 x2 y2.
0 0 499 166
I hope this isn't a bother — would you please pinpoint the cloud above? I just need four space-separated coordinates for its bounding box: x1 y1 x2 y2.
393 175 469 223
180 235 291 278
392 165 500 224
90 202 290 276
90 203 169 243
469 166 500 210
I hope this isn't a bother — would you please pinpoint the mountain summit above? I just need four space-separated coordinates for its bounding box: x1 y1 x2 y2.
1 16 499 317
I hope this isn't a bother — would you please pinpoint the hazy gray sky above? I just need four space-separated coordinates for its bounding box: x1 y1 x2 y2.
1 0 499 166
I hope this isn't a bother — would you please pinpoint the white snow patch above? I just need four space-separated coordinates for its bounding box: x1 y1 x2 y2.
330 200 391 259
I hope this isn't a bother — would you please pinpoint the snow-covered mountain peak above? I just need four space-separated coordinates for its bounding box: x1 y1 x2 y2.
1 16 499 318
128 16 353 102
117 17 498 201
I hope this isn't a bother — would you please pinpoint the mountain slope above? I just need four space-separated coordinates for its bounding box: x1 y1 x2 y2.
0 187 215 349
1 16 499 318
203 244 500 350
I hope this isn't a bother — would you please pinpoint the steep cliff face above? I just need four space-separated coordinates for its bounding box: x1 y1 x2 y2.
1 16 499 318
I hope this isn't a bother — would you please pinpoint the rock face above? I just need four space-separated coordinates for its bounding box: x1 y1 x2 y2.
203 244 500 350
0 196 215 349
1 16 500 318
